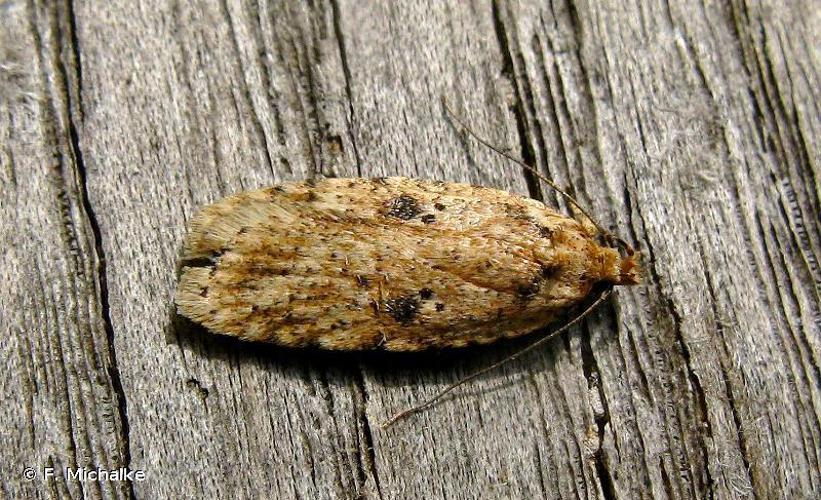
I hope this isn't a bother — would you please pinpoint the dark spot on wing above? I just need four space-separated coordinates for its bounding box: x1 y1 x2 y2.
434 202 445 211
306 190 318 202
385 296 419 325
386 194 421 220
435 302 445 312
536 225 553 238
420 214 436 224
541 264 561 279
356 275 370 288
516 279 540 299
419 287 433 300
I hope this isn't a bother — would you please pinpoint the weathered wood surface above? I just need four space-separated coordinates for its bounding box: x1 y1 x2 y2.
2 0 818 498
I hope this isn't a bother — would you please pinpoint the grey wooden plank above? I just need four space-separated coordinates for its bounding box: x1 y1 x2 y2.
2 0 818 499
0 1 130 499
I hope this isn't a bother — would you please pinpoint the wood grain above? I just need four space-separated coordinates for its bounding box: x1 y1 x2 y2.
2 0 817 498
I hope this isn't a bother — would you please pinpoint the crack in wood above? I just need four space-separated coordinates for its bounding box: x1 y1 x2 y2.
353 371 383 500
491 0 546 204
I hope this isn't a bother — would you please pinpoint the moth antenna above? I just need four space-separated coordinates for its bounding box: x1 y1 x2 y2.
441 97 634 256
381 287 613 429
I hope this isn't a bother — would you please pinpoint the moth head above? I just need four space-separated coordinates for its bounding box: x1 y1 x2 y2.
557 229 641 288
615 251 641 285
599 236 641 286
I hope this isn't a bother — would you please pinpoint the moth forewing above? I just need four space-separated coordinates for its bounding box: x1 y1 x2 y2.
175 177 638 351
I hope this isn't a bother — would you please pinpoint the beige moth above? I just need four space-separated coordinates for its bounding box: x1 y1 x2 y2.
175 176 640 352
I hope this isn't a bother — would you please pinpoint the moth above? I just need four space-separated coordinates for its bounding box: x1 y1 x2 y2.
175 102 640 425
176 177 639 351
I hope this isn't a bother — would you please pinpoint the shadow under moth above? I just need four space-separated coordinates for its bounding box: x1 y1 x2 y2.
175 104 640 425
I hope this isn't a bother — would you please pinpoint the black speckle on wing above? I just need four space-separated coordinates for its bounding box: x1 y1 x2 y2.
516 279 540 299
385 295 419 325
386 194 421 220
